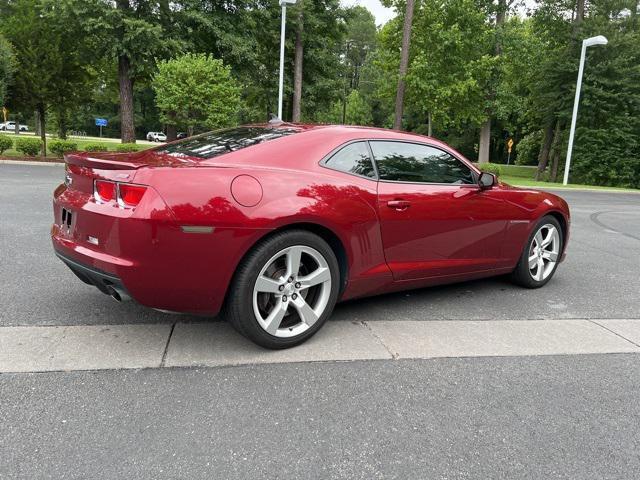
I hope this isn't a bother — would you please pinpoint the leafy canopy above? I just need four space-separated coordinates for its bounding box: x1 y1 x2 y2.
153 53 241 131
0 34 15 108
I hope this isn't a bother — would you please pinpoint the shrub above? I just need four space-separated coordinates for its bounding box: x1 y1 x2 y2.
480 163 503 177
515 131 542 166
15 137 43 157
84 143 108 152
48 139 78 157
115 143 141 152
0 135 12 155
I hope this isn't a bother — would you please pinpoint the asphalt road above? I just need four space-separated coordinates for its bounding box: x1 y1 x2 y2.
1 163 639 327
2 354 640 479
2 163 640 479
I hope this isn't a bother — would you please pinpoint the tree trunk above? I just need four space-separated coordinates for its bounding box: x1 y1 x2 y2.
427 112 432 137
478 0 507 164
37 104 46 157
495 0 507 54
393 0 415 130
118 55 136 143
549 121 563 182
534 121 555 181
57 107 67 139
291 4 304 123
166 124 176 142
478 119 491 163
34 110 40 137
576 0 585 23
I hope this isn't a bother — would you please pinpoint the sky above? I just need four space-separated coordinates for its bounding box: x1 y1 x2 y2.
340 0 396 26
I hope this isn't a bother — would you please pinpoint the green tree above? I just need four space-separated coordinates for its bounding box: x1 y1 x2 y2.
1 0 61 152
0 34 15 109
379 0 493 135
343 6 378 92
320 90 373 125
335 5 378 124
153 53 240 134
83 0 184 142
0 0 96 146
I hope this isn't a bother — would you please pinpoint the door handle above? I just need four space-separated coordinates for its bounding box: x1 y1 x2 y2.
387 200 411 210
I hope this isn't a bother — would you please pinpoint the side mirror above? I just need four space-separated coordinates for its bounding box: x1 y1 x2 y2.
478 172 496 189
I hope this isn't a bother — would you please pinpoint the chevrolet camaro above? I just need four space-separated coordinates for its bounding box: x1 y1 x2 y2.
52 124 570 348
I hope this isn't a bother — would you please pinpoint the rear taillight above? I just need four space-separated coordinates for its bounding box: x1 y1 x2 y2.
93 180 147 208
94 180 116 202
118 183 147 207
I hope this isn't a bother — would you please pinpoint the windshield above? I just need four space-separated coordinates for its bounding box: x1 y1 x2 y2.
157 126 299 159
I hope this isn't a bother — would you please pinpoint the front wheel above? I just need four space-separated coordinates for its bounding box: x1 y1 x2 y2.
510 215 563 288
225 230 340 349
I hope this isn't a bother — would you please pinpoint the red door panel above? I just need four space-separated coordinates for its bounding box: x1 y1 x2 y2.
377 182 508 281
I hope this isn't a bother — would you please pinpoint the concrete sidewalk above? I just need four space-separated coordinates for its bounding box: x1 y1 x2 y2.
1 319 639 373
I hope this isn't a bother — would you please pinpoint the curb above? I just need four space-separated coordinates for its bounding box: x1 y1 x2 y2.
0 159 64 166
513 184 640 195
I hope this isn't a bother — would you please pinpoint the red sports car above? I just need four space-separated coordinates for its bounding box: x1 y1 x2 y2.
52 124 570 348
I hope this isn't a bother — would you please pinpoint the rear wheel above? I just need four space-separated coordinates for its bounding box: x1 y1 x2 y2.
225 230 340 349
510 215 563 288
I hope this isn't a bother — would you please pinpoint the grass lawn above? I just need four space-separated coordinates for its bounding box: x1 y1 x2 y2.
479 163 638 192
497 164 537 178
500 175 639 192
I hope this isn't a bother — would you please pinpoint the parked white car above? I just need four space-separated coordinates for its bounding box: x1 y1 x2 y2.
146 131 167 142
0 121 29 132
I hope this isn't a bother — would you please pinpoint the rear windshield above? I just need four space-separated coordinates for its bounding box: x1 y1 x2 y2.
157 127 299 159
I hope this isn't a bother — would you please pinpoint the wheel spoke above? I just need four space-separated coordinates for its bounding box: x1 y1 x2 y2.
292 296 319 327
528 254 538 269
535 258 545 281
534 230 544 248
264 299 288 335
541 227 556 248
297 267 330 290
542 250 558 262
255 275 282 294
286 246 303 278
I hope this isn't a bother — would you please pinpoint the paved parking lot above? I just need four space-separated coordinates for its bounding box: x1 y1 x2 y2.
1 163 639 328
1 163 640 479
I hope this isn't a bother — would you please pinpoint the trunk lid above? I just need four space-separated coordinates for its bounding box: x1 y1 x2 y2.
64 149 198 170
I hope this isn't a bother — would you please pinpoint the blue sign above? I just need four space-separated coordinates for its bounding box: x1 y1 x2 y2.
95 118 108 127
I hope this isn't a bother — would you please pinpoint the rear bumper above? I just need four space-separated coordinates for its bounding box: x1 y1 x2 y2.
52 176 273 315
51 205 269 316
55 250 131 302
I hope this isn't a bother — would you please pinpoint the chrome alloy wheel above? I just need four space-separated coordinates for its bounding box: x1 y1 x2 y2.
252 245 332 338
528 223 560 282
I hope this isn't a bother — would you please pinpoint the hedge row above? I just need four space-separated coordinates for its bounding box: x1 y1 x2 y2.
0 135 146 157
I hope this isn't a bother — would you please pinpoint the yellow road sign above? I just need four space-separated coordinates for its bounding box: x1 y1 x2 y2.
1 107 7 123
507 138 514 153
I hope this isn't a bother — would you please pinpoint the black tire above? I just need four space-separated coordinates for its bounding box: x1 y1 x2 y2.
510 215 563 288
225 230 340 349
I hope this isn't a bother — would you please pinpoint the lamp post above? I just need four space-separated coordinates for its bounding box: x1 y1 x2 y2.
563 35 608 186
278 0 297 121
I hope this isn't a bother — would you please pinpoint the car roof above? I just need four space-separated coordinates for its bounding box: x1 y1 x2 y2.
199 123 476 173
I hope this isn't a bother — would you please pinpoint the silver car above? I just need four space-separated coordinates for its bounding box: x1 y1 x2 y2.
146 131 167 142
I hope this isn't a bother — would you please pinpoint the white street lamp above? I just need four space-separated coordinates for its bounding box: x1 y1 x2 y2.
563 35 608 186
277 0 297 121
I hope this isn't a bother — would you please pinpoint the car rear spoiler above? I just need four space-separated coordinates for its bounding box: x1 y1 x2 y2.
64 153 149 170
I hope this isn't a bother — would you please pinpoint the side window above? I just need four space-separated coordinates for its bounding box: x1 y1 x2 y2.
324 142 376 179
370 141 475 184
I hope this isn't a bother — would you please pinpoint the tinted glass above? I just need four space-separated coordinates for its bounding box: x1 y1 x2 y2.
158 127 299 159
370 141 475 184
325 142 376 178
